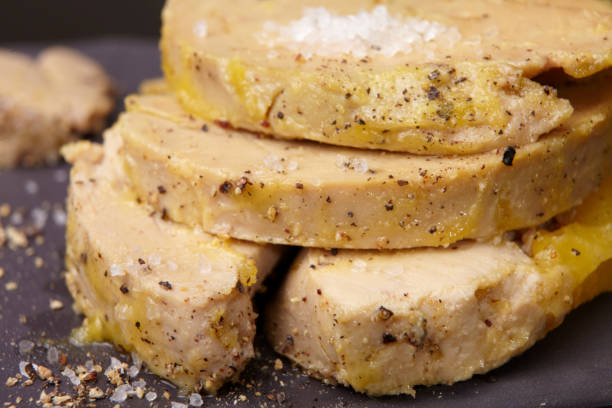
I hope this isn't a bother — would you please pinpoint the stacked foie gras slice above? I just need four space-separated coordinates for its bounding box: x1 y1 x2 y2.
64 0 612 396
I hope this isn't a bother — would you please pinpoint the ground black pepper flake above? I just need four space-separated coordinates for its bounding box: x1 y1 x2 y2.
427 86 440 100
236 176 250 190
357 118 366 125
317 289 322 295
120 285 129 294
345 93 352 99
502 146 516 166
157 185 166 194
429 226 437 234
484 319 493 327
382 333 397 344
571 248 581 256
219 181 233 193
331 248 338 256
138 258 145 265
397 180 409 186
385 202 394 211
201 124 209 132
295 183 304 189
277 111 285 119
285 335 294 345
236 281 245 293
377 306 394 320
159 281 173 290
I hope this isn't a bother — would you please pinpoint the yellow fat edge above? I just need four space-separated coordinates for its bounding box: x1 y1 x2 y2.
533 175 612 286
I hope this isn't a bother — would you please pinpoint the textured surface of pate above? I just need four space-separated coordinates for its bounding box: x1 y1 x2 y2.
265 176 612 395
63 136 282 392
116 72 612 249
161 0 612 153
0 47 114 167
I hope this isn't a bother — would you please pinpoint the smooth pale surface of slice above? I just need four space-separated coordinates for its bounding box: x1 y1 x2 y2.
118 72 612 249
63 137 282 392
0 47 114 167
266 177 612 395
160 0 611 153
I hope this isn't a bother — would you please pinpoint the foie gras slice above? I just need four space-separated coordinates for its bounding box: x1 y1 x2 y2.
117 71 612 249
265 174 612 395
63 135 283 392
160 0 612 154
0 47 114 167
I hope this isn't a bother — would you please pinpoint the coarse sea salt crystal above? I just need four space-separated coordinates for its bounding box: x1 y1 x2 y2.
128 365 140 378
351 259 368 272
351 158 369 174
264 154 285 172
19 361 31 378
61 368 81 386
193 20 208 38
145 391 158 401
335 155 369 173
131 352 142 370
105 356 124 375
24 180 39 195
148 253 162 267
110 384 133 403
52 207 67 226
335 154 350 171
258 5 459 58
110 264 124 277
189 393 204 407
85 360 94 371
10 212 23 225
47 346 59 364
53 169 68 183
286 160 299 171
31 208 48 230
18 340 35 354
171 402 188 408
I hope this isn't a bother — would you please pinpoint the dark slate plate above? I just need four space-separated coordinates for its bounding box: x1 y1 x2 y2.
0 39 611 408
